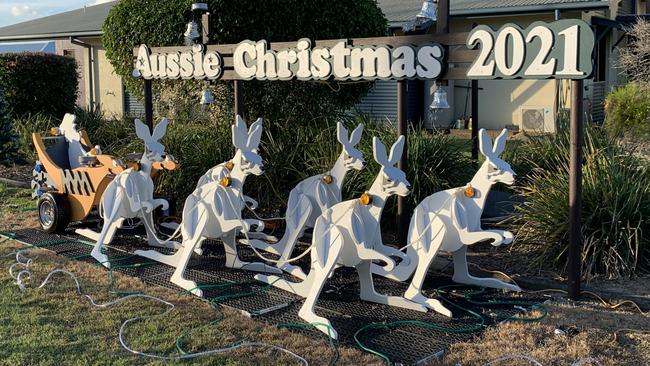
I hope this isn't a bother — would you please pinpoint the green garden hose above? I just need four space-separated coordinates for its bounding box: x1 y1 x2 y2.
175 279 282 355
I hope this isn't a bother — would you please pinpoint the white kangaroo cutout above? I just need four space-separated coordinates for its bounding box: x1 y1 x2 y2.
90 119 178 268
135 116 281 296
245 122 365 279
58 113 94 169
373 129 520 317
256 135 427 339
191 117 270 254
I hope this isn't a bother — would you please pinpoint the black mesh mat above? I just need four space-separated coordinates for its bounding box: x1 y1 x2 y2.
5 228 546 365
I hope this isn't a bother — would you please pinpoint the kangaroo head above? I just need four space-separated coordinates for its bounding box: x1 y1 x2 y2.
372 135 410 197
232 115 264 176
59 113 82 142
135 118 176 169
336 122 365 171
479 128 516 185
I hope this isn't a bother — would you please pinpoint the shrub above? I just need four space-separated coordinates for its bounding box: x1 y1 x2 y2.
604 83 650 139
338 118 474 215
254 114 474 216
154 115 233 206
102 0 387 124
0 88 19 165
0 53 78 118
73 106 107 141
617 19 650 86
12 113 55 161
508 125 650 278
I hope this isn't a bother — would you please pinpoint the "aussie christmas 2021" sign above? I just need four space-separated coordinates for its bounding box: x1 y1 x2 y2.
133 20 594 82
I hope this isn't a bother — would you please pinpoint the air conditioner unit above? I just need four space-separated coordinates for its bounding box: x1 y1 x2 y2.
520 106 555 133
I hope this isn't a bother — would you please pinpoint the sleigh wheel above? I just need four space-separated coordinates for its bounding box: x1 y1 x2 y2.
38 192 70 234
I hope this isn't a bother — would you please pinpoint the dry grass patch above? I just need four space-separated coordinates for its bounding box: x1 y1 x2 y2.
442 302 650 366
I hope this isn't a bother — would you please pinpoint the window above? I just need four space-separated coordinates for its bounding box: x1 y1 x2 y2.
63 49 76 58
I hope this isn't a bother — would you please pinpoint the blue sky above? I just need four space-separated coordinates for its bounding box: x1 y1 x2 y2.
0 0 112 28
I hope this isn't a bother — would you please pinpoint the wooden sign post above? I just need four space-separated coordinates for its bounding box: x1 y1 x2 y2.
464 19 594 300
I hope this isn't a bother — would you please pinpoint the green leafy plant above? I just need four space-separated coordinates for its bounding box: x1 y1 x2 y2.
0 88 19 165
102 0 387 124
0 53 78 118
255 113 474 217
341 118 474 218
604 83 650 139
153 115 233 208
73 106 106 140
12 113 55 161
508 125 650 278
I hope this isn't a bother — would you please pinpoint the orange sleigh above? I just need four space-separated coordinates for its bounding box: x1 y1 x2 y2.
31 115 175 233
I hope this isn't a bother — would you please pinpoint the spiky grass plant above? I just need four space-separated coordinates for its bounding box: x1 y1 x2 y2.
12 113 55 161
251 113 474 216
509 125 650 278
338 114 474 217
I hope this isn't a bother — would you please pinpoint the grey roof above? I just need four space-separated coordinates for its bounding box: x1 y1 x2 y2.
0 0 609 41
0 2 116 41
380 0 610 25
0 41 55 53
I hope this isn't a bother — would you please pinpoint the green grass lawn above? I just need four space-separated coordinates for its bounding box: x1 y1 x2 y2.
1 183 649 365
0 242 367 366
0 184 371 366
0 183 34 216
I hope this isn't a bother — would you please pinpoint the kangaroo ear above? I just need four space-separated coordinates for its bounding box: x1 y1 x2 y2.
388 135 405 166
373 137 389 166
232 116 248 149
134 119 151 141
151 118 169 141
59 113 80 140
247 124 263 150
349 123 364 146
336 122 348 145
478 129 493 158
492 128 508 157
248 117 263 135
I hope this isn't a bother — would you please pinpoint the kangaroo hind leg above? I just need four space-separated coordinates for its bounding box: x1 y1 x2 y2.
452 247 521 292
168 210 211 297
297 227 344 340
91 189 123 268
357 261 427 313
223 232 282 274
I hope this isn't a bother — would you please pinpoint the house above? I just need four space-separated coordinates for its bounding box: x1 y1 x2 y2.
0 0 645 130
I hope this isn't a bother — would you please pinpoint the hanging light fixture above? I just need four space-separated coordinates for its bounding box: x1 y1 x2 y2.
403 0 438 33
201 89 215 110
416 0 438 22
428 83 449 129
429 85 450 110
184 21 201 44
191 3 208 11
184 3 209 45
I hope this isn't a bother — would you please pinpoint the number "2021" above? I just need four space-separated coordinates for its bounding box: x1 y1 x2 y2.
467 24 583 78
